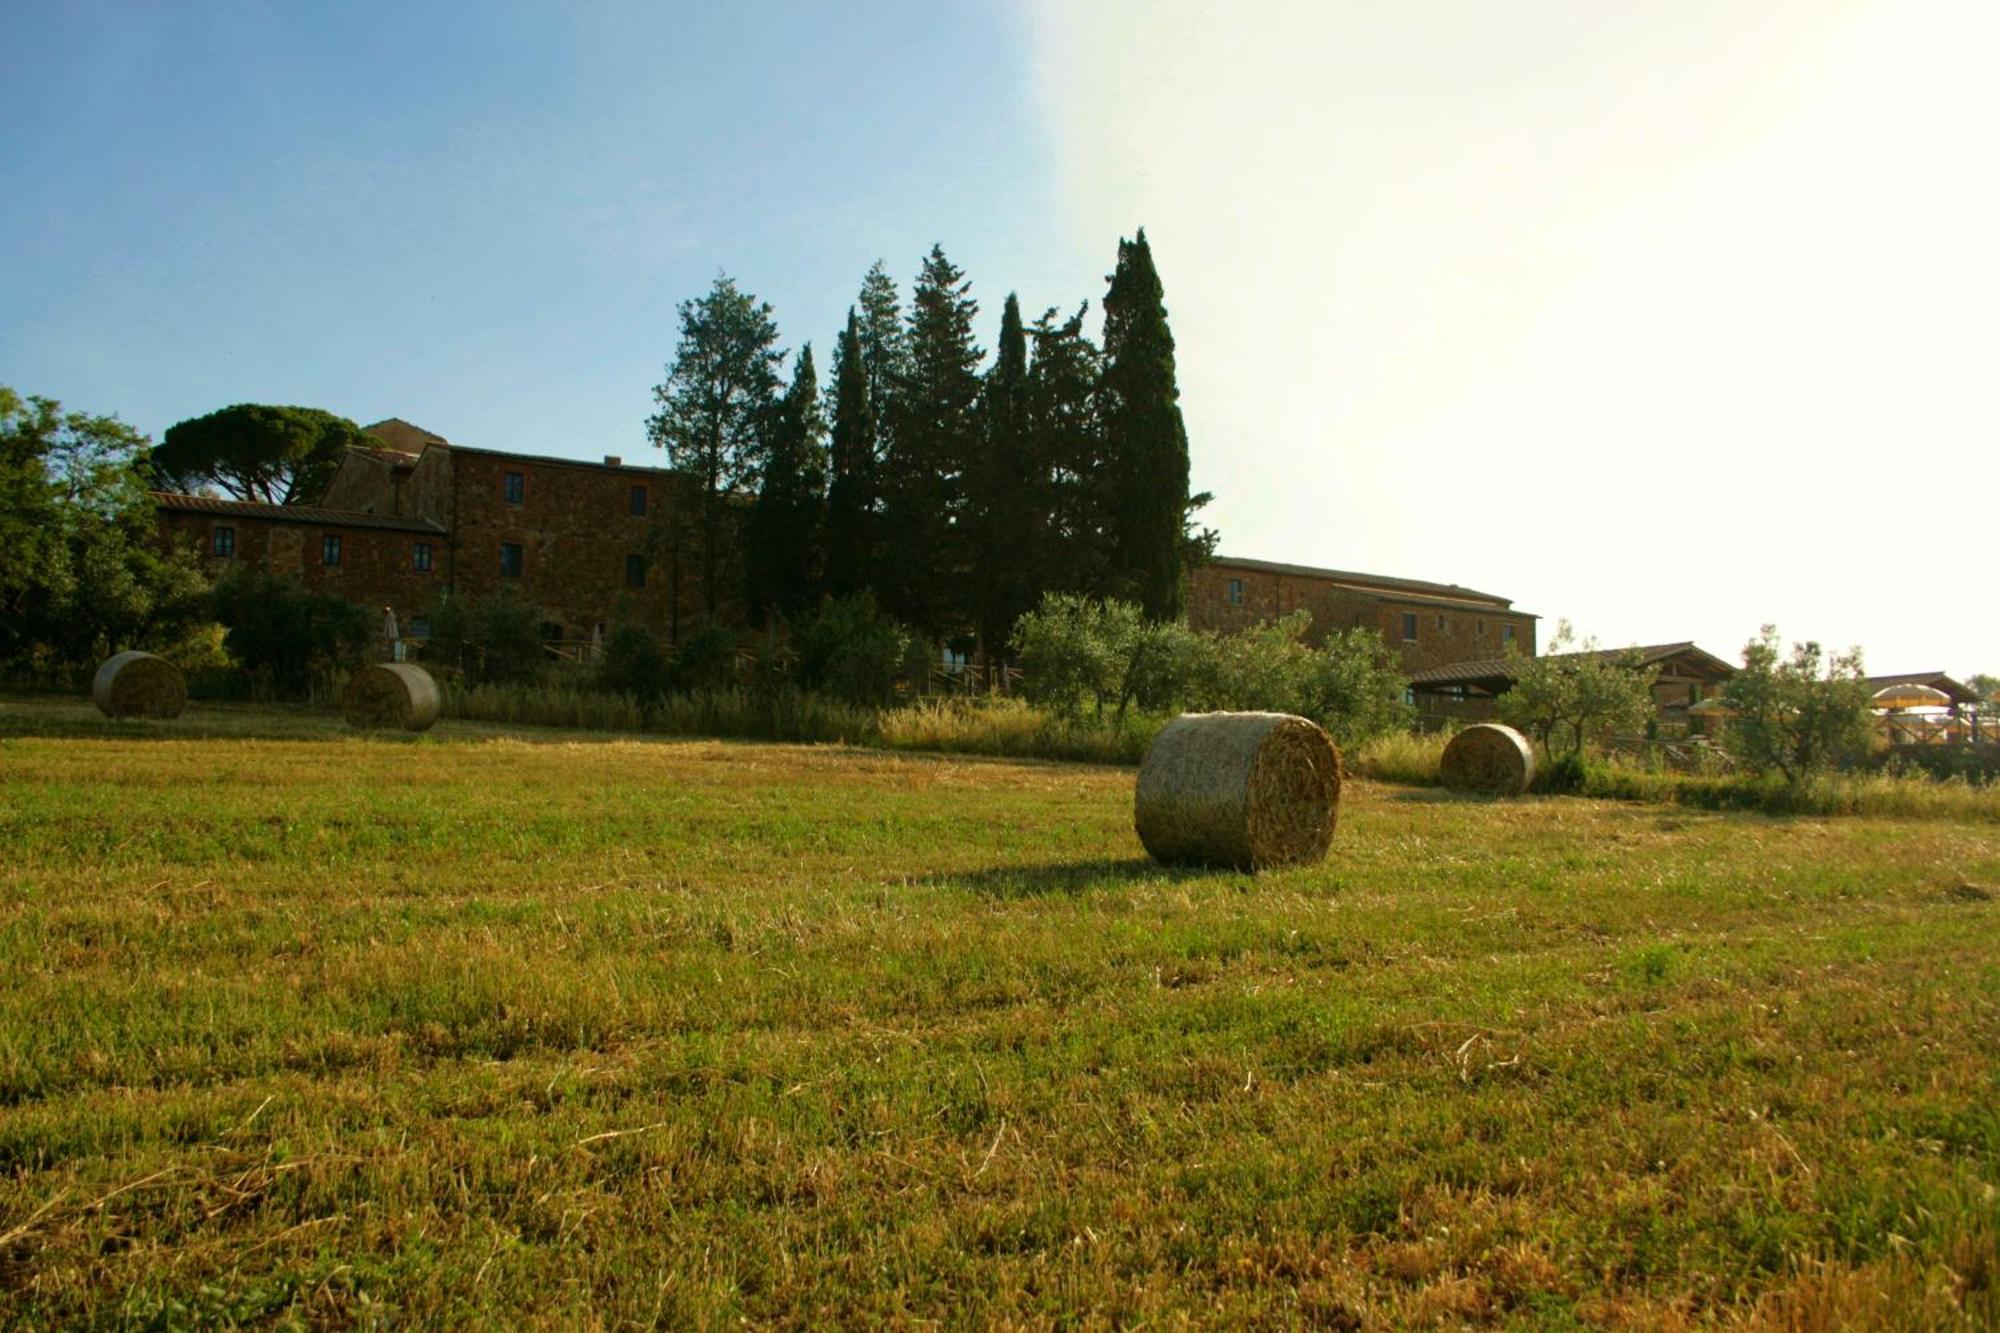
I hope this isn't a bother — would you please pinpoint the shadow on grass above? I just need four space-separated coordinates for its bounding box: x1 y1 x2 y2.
921 856 1240 900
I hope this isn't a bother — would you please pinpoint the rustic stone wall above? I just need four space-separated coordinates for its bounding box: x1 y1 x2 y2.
158 510 441 627
445 450 732 644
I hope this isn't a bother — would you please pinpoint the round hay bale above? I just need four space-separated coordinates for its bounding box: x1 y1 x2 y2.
91 651 187 719
1439 723 1537 795
1135 712 1342 870
342 662 441 733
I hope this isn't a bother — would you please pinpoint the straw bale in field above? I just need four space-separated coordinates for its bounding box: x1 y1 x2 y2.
343 663 441 732
1135 712 1341 870
1440 723 1537 795
91 651 187 719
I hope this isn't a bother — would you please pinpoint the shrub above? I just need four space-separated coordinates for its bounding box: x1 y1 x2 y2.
1537 751 1589 795
668 625 738 695
209 568 371 699
422 587 547 686
597 623 671 711
792 592 911 707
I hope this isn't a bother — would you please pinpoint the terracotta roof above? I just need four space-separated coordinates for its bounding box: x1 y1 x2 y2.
1210 554 1518 609
1865 672 1980 705
151 491 446 534
1410 642 1736 688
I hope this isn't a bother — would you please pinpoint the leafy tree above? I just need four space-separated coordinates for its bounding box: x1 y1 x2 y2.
968 293 1036 666
791 591 911 707
879 245 981 637
421 586 546 686
1497 624 1656 761
1967 673 1999 708
1098 229 1193 620
1192 610 1318 716
823 312 878 599
1722 626 1872 782
746 344 828 624
1012 592 1141 722
1302 628 1414 748
152 404 372 505
597 623 672 712
209 567 371 698
1 387 210 678
647 274 785 622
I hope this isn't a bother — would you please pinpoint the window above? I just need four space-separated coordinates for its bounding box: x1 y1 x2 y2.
322 535 342 566
1227 578 1244 605
503 471 525 505
410 617 431 639
1401 613 1418 641
500 542 523 577
413 541 432 572
629 485 648 517
625 553 646 587
1476 619 1486 637
1502 624 1516 644
212 526 235 557
1436 614 1447 631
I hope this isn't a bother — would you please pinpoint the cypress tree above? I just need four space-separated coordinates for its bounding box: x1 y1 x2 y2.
745 344 827 624
879 245 982 639
1026 303 1108 599
823 312 876 600
856 259 908 398
968 293 1034 665
1098 229 1192 620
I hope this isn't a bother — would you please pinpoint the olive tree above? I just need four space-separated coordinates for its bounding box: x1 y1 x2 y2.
1721 626 1872 782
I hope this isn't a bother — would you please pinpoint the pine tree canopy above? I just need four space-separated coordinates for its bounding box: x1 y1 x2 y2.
646 274 785 619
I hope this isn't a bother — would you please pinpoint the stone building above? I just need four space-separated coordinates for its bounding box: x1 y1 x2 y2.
1407 641 1737 729
155 420 729 646
1187 555 1538 673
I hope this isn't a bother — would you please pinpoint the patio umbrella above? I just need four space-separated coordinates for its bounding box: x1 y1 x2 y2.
1870 683 1951 710
1687 697 1736 717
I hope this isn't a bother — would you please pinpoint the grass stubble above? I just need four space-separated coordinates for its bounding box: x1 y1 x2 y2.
0 699 1996 1326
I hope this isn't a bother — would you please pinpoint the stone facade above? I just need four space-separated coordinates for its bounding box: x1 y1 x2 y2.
1189 556 1537 674
154 421 737 647
155 494 445 627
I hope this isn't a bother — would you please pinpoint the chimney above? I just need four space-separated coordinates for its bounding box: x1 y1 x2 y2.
603 455 623 467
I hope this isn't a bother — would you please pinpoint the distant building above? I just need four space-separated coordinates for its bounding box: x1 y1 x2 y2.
1409 641 1737 729
1187 554 1539 673
154 420 727 646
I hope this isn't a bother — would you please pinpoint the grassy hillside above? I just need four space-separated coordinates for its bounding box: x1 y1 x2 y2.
2 699 1996 1325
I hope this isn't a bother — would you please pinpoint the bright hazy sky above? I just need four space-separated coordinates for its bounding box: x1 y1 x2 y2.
5 2 1993 675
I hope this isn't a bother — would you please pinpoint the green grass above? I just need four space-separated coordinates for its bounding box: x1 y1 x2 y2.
2 696 1998 1325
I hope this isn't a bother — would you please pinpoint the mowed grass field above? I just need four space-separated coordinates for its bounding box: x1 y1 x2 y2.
1 699 1997 1327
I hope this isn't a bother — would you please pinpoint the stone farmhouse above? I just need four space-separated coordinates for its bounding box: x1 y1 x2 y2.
153 420 725 647
1187 555 1539 674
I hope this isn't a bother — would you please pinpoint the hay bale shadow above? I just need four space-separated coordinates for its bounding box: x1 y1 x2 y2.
920 857 1237 900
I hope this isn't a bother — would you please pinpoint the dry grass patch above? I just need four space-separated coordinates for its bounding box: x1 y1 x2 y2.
0 697 1997 1324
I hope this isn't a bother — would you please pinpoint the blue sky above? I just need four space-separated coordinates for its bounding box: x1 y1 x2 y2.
6 2 1995 672
3 2 1092 450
